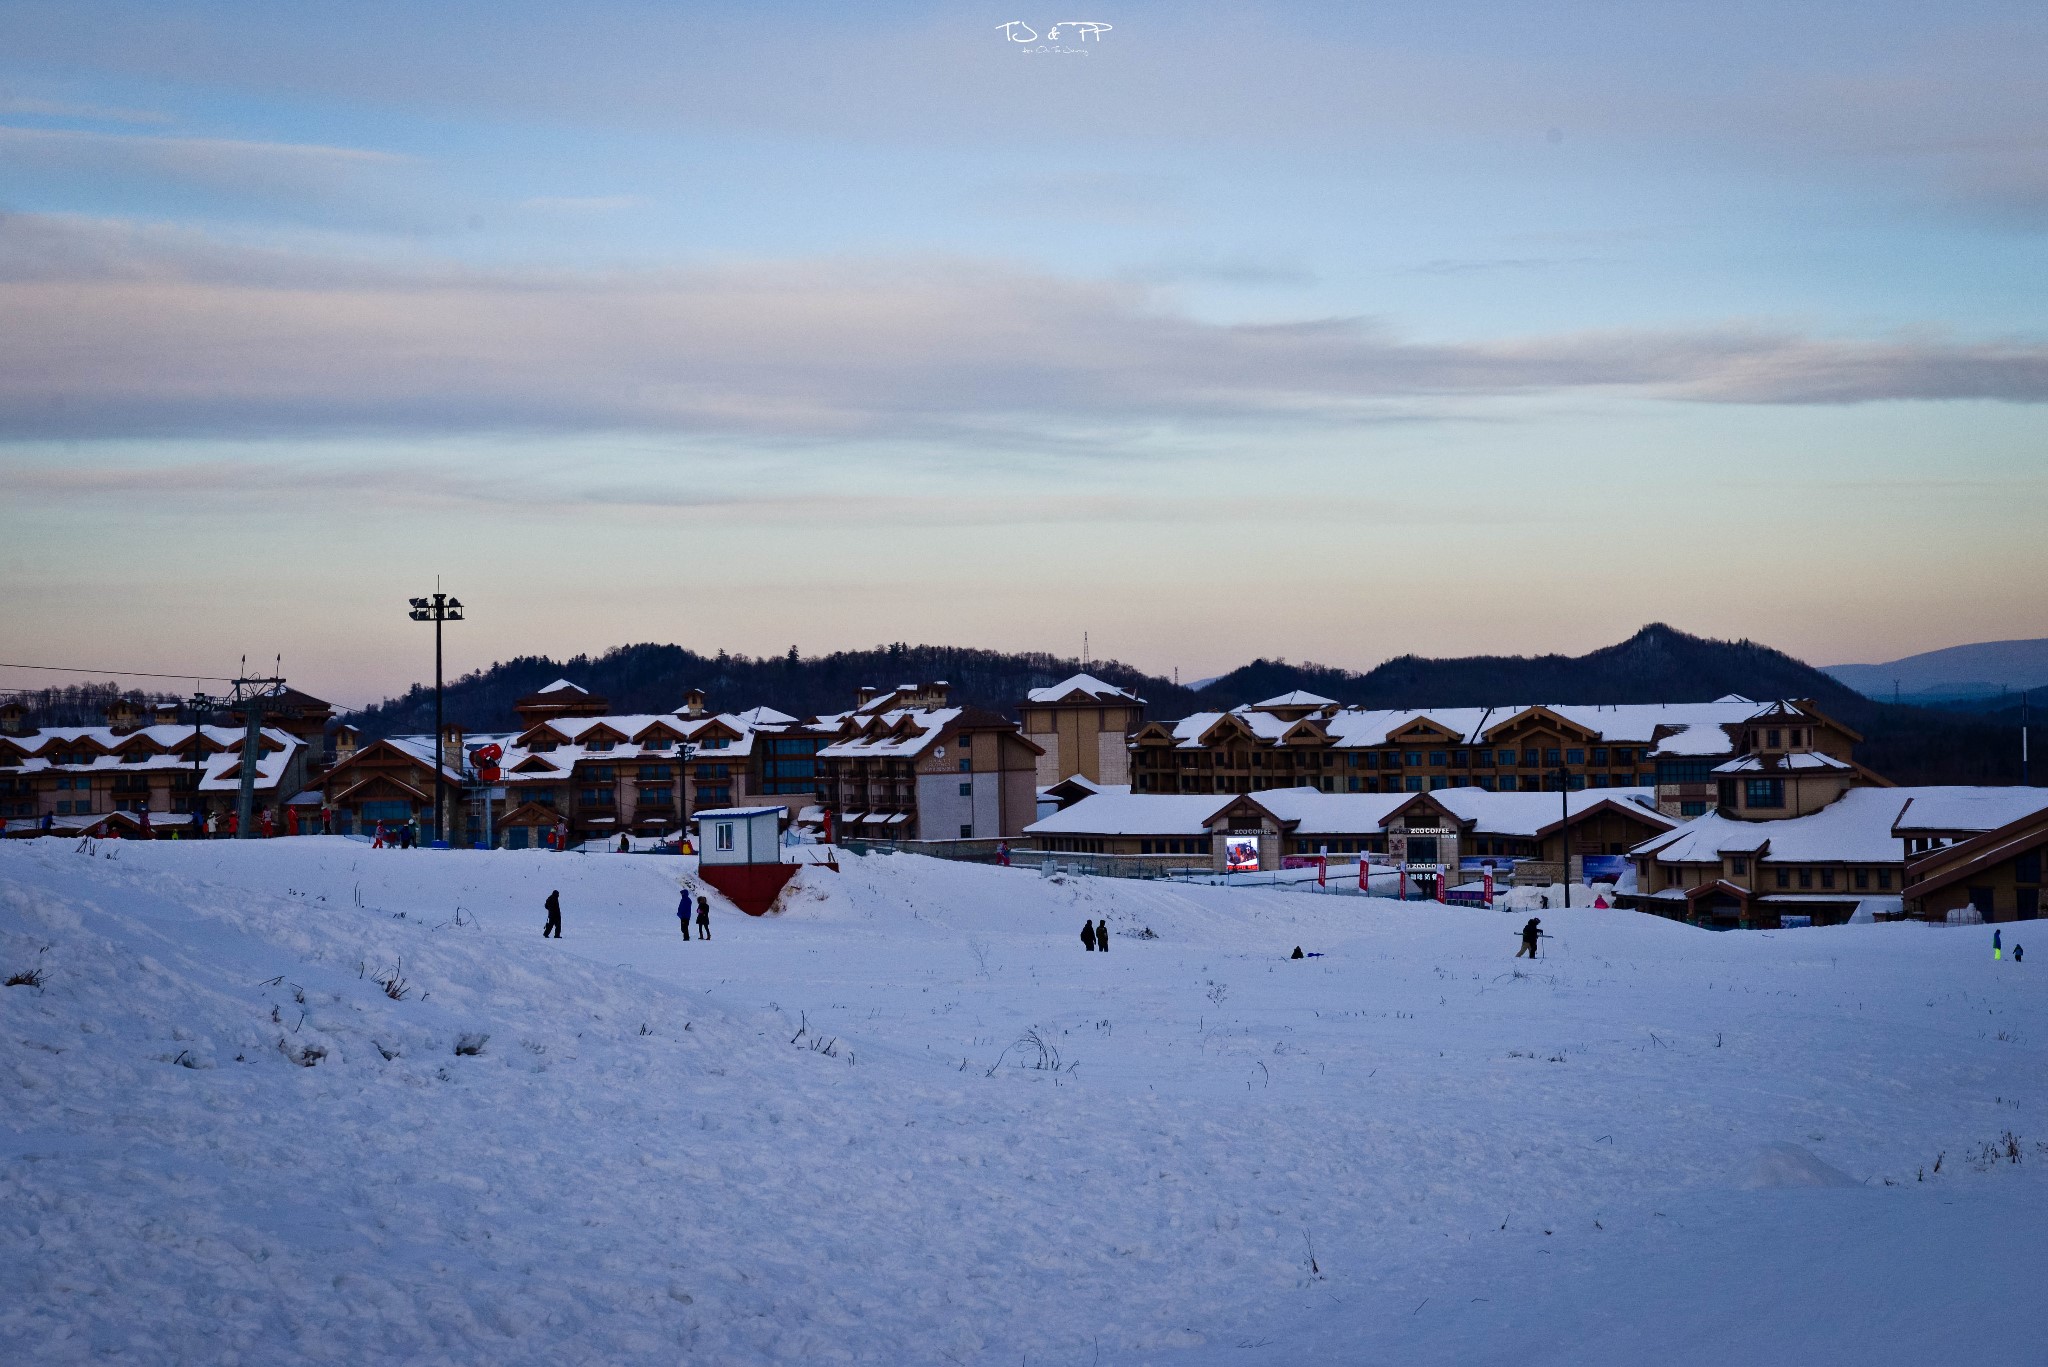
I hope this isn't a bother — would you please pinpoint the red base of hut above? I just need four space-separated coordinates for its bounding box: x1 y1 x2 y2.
700 862 799 916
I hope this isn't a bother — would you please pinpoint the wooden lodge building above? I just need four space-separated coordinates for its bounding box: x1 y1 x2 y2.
1018 673 1146 789
1903 803 2048 923
1026 783 1677 882
1126 693 1873 820
816 682 1042 842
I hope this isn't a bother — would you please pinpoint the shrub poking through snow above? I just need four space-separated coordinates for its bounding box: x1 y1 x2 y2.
279 1039 326 1067
6 967 46 989
454 1032 490 1056
377 958 410 1001
987 1027 1060 1076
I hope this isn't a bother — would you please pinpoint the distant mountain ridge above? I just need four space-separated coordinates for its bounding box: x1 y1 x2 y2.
1824 638 2048 703
341 625 2033 785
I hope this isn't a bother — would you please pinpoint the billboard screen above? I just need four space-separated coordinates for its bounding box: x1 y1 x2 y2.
1582 854 1629 884
1224 836 1260 873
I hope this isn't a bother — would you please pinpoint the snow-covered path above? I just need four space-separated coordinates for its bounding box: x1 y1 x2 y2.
3 837 2044 1364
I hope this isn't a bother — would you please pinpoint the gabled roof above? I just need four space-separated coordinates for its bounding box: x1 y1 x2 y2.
536 678 587 695
1254 690 1338 708
1026 673 1144 705
1903 806 2048 900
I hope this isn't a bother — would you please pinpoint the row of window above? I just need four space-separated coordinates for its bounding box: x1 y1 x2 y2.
1138 838 1207 855
1149 746 1641 770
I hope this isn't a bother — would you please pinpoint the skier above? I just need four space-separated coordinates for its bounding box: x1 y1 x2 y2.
1517 917 1542 959
542 889 562 938
695 896 711 940
1994 927 2003 961
1096 919 1109 953
677 888 692 938
1081 920 1097 952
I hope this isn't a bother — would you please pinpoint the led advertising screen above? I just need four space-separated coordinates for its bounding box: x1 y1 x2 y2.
1224 835 1260 873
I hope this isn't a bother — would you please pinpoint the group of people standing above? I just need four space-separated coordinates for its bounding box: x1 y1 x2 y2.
1079 919 1110 951
535 888 713 940
371 819 421 849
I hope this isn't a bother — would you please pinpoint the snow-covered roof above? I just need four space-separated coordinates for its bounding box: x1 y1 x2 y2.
816 708 962 759
693 806 783 821
1025 791 1226 837
4 724 302 793
1632 786 2048 866
1425 787 1671 838
1711 752 1853 774
734 706 797 726
1254 690 1337 708
1159 698 1778 753
1892 787 2048 836
1245 789 1409 834
536 679 587 695
1026 673 1143 705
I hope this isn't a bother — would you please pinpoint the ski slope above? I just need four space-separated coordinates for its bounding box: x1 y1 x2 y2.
3 836 2045 1365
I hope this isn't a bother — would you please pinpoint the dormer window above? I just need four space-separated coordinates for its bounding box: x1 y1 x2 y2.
1766 729 1781 748
588 738 615 752
645 736 672 751
122 752 149 764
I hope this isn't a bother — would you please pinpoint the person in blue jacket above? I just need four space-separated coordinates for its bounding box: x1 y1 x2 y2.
677 888 692 939
1994 928 2003 961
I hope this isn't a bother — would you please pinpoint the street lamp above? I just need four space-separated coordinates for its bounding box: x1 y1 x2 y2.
1552 764 1574 908
408 590 464 845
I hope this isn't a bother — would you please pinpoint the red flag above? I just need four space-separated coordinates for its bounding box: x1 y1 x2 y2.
1317 856 1327 888
1358 856 1369 892
1483 868 1495 907
1435 874 1446 903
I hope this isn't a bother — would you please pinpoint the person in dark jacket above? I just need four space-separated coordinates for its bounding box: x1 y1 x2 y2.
619 833 630 853
2015 943 2025 963
677 889 691 938
1516 917 1541 958
543 889 562 938
1081 921 1097 952
1994 928 2003 961
1096 919 1109 953
1291 946 1304 959
695 896 711 940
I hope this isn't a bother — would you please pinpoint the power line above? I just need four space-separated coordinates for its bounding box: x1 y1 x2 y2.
0 661 235 682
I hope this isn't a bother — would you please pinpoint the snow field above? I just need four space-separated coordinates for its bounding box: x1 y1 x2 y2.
3 836 2046 1365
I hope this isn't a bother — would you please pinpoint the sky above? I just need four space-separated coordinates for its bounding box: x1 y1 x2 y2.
2 1 2045 708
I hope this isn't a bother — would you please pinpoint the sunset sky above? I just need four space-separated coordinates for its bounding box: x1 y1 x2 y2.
3 1 2044 706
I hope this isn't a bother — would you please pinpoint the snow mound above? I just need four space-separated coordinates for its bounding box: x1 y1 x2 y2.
1739 1142 1861 1190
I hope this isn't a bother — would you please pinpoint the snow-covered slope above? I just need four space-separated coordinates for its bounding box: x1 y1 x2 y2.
4 837 2046 1365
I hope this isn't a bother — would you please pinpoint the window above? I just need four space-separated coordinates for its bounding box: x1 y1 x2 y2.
1498 775 1517 792
1591 748 1608 765
1613 748 1632 764
1429 751 1448 767
958 782 972 796
1745 778 1785 808
714 822 735 852
1732 857 1748 876
1565 748 1585 765
1659 760 1713 784
1820 869 1835 889
1855 870 1869 889
1405 775 1423 792
1405 752 1422 767
1453 750 1469 767
2017 852 2042 884
1877 870 1892 889
578 787 613 807
959 824 973 838
1522 748 1539 767
1347 777 1360 792
644 736 672 751
588 738 615 752
1766 729 1781 748
1591 775 1608 788
958 757 972 772
1544 748 1561 766
1430 776 1449 790
1798 870 1812 889
1680 801 1707 817
637 765 672 780
1776 869 1791 888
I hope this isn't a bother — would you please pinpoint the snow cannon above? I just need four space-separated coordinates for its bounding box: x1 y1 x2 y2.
472 742 504 783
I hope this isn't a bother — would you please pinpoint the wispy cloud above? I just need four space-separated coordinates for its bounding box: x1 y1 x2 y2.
0 214 2042 443
0 95 171 125
0 125 412 216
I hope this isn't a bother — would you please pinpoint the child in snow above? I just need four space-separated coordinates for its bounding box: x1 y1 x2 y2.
543 890 562 939
1517 918 1542 958
695 897 711 940
2016 944 2026 963
1081 921 1097 952
1096 919 1109 953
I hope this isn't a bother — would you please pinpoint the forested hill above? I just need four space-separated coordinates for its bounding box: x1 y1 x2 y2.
341 626 2031 785
343 643 1197 738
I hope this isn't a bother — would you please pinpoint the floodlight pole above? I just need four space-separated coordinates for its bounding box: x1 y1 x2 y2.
1554 763 1573 908
408 589 465 845
187 689 212 834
